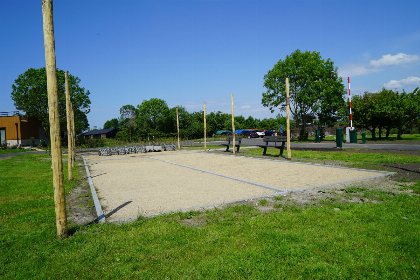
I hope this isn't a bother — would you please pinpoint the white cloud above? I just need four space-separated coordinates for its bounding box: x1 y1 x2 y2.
241 105 251 109
383 76 420 89
338 64 380 77
370 53 419 67
339 53 419 78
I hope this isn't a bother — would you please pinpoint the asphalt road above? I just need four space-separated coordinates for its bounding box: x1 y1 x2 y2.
1 139 419 159
210 138 420 151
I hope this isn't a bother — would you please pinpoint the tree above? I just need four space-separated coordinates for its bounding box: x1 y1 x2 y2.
137 98 170 138
103 118 119 129
262 49 345 140
352 88 420 140
118 105 138 142
394 87 420 139
11 67 91 135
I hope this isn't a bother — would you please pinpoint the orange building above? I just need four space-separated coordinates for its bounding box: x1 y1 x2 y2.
0 113 47 147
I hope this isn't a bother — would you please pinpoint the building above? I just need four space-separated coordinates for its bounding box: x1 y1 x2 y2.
82 128 119 139
0 112 47 147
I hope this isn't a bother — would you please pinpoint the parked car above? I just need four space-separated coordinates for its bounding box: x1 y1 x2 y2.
256 130 265 138
241 130 258 138
215 130 232 135
264 129 277 136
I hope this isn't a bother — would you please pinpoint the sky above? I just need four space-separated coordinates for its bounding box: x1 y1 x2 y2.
1 0 419 129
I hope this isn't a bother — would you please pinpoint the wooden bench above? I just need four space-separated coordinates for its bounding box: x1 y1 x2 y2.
221 136 242 152
257 136 287 156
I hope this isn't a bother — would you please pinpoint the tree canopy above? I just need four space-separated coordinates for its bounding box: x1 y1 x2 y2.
352 87 420 139
262 49 345 139
11 67 91 135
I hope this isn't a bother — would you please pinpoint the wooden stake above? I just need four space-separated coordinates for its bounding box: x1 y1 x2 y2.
42 0 67 238
70 102 75 164
204 101 207 151
65 71 73 181
231 94 236 155
286 78 291 160
176 107 180 149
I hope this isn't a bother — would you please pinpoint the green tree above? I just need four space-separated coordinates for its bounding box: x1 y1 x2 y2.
103 118 119 129
11 67 91 135
119 105 138 142
137 98 170 138
351 92 379 139
262 49 345 140
394 87 420 139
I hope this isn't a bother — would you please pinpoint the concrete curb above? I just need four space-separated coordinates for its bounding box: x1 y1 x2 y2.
82 156 105 223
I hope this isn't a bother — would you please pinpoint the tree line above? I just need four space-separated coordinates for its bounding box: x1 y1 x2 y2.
10 50 420 143
103 98 296 141
351 87 420 139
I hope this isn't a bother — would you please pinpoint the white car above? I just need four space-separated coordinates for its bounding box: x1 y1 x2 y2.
256 130 265 138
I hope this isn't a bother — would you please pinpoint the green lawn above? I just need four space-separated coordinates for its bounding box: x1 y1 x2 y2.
0 148 32 154
1 153 419 279
243 148 420 166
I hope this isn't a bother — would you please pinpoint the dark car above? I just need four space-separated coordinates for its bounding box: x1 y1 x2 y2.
215 130 232 135
241 130 258 138
264 129 277 136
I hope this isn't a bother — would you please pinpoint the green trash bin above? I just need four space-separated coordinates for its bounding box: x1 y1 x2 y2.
336 128 343 148
350 130 357 143
362 132 366 144
316 129 321 143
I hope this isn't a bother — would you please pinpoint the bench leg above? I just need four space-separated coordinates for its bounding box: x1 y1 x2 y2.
263 147 267 156
279 142 285 156
236 145 240 152
225 145 230 152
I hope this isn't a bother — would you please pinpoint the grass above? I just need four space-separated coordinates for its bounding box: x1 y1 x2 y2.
0 148 31 154
243 148 420 168
1 153 419 278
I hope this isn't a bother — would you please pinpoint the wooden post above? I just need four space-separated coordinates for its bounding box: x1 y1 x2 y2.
204 101 207 151
65 71 73 181
176 107 180 149
42 0 67 238
70 103 75 164
231 94 236 155
286 78 291 160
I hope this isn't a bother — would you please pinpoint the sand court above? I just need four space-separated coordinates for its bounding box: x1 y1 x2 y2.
84 150 390 222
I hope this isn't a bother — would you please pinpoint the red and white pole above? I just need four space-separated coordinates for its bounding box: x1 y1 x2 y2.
348 77 353 130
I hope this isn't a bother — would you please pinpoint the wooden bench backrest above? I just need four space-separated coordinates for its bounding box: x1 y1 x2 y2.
263 136 287 142
226 136 242 142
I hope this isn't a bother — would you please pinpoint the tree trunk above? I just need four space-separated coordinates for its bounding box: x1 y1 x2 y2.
369 127 376 140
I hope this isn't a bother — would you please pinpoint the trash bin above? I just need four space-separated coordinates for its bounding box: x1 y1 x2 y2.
336 128 343 148
316 129 321 143
350 130 357 143
362 132 366 144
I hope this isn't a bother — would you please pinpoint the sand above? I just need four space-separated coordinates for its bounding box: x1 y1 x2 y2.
84 150 389 222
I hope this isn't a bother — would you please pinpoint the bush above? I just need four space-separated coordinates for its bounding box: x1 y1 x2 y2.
29 137 36 147
39 139 47 148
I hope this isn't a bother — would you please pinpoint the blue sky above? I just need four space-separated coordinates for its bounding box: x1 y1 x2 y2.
1 0 419 129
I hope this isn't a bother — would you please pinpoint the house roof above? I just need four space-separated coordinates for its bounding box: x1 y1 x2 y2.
83 128 117 136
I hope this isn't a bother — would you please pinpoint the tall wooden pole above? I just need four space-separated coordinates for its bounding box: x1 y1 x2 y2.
204 101 207 151
42 0 67 238
65 71 73 181
70 103 75 164
176 107 180 149
231 94 236 155
286 78 291 160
